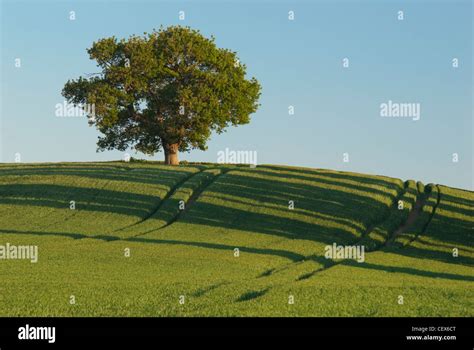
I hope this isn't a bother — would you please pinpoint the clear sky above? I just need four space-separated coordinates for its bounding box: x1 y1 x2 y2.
1 0 472 190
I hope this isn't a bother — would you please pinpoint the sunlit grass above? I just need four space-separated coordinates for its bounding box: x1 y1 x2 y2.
0 162 471 316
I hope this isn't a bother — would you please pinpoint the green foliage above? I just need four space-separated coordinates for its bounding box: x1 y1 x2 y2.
62 26 261 158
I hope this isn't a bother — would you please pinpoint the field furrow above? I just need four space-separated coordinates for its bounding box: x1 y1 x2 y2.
0 162 472 316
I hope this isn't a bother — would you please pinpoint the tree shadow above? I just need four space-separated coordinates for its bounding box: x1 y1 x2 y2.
433 201 473 220
203 192 365 233
0 228 306 262
0 163 202 187
0 183 159 218
439 191 474 209
179 201 357 244
384 186 473 267
1 163 472 276
259 165 402 191
129 236 305 262
418 216 472 249
340 260 474 282
415 237 474 255
196 171 400 236
236 288 269 302
1 165 403 246
388 244 474 267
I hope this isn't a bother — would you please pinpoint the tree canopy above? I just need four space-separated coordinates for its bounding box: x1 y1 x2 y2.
62 26 261 165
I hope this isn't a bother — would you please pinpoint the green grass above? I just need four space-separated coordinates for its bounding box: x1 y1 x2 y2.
0 162 472 316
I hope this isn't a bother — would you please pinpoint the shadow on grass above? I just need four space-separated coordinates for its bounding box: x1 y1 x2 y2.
191 282 229 297
0 163 203 186
340 259 474 282
236 288 269 302
0 228 305 262
0 165 404 246
1 163 472 274
0 184 159 218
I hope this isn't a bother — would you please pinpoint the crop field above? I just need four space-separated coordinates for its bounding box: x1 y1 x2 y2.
0 162 472 316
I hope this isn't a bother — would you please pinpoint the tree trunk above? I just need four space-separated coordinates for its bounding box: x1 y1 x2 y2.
164 143 179 165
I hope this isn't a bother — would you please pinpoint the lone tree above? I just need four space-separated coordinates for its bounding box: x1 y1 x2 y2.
63 26 261 165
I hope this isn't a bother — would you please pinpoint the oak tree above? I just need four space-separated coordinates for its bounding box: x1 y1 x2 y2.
62 26 261 165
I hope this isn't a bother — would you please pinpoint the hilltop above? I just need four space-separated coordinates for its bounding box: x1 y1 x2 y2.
0 162 472 316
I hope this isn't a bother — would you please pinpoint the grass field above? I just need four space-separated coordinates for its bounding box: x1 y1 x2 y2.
0 162 472 316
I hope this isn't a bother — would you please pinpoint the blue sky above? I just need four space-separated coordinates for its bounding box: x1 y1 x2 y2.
1 0 472 189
